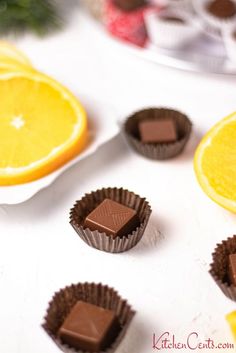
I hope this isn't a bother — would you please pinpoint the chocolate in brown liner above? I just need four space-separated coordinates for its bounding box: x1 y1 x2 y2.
209 235 236 301
123 108 192 160
42 282 135 353
70 187 152 253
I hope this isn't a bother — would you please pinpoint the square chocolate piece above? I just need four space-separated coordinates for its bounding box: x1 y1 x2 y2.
58 301 120 352
228 254 236 286
84 198 139 238
139 118 177 144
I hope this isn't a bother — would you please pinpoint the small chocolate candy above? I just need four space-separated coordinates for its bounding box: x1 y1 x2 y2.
114 0 147 12
206 0 236 19
58 301 120 352
84 198 139 238
228 254 236 286
139 118 178 144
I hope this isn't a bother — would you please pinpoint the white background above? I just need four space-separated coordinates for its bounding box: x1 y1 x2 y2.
0 3 236 353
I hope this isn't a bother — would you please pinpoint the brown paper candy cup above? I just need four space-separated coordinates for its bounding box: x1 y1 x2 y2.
123 108 192 160
70 187 152 253
209 235 236 301
42 282 135 353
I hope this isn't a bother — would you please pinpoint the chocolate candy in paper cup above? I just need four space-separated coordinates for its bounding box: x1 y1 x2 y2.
43 282 135 353
123 108 192 160
145 8 200 49
210 235 236 301
70 187 152 253
193 0 236 31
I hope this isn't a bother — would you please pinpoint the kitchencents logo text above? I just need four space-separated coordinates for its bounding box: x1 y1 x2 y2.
152 332 234 350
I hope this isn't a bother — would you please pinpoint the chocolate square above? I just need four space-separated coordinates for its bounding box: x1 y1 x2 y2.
84 198 139 238
228 254 236 286
139 118 177 144
58 301 120 352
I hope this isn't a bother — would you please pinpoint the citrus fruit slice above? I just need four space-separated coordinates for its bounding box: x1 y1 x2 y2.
0 41 32 67
0 71 87 185
226 311 236 341
0 61 34 73
194 112 236 213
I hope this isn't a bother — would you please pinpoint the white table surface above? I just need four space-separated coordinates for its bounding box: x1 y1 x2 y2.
1 4 236 353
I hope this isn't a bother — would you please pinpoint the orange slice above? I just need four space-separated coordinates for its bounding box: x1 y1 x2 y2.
0 71 87 185
0 41 32 67
0 42 33 73
194 112 236 213
226 311 236 341
0 61 35 73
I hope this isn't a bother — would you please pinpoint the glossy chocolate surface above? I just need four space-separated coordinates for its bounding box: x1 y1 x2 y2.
84 198 139 238
139 118 177 144
59 301 120 352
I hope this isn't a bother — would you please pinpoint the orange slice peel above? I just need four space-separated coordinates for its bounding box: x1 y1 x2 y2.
194 112 236 213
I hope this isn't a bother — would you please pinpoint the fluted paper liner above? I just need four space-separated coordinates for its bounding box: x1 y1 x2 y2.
166 0 192 12
43 282 135 353
123 108 192 160
145 10 200 50
210 235 236 301
223 27 236 64
70 187 152 253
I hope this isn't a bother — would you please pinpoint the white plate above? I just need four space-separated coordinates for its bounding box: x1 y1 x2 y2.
0 95 119 205
108 34 236 75
91 7 236 74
